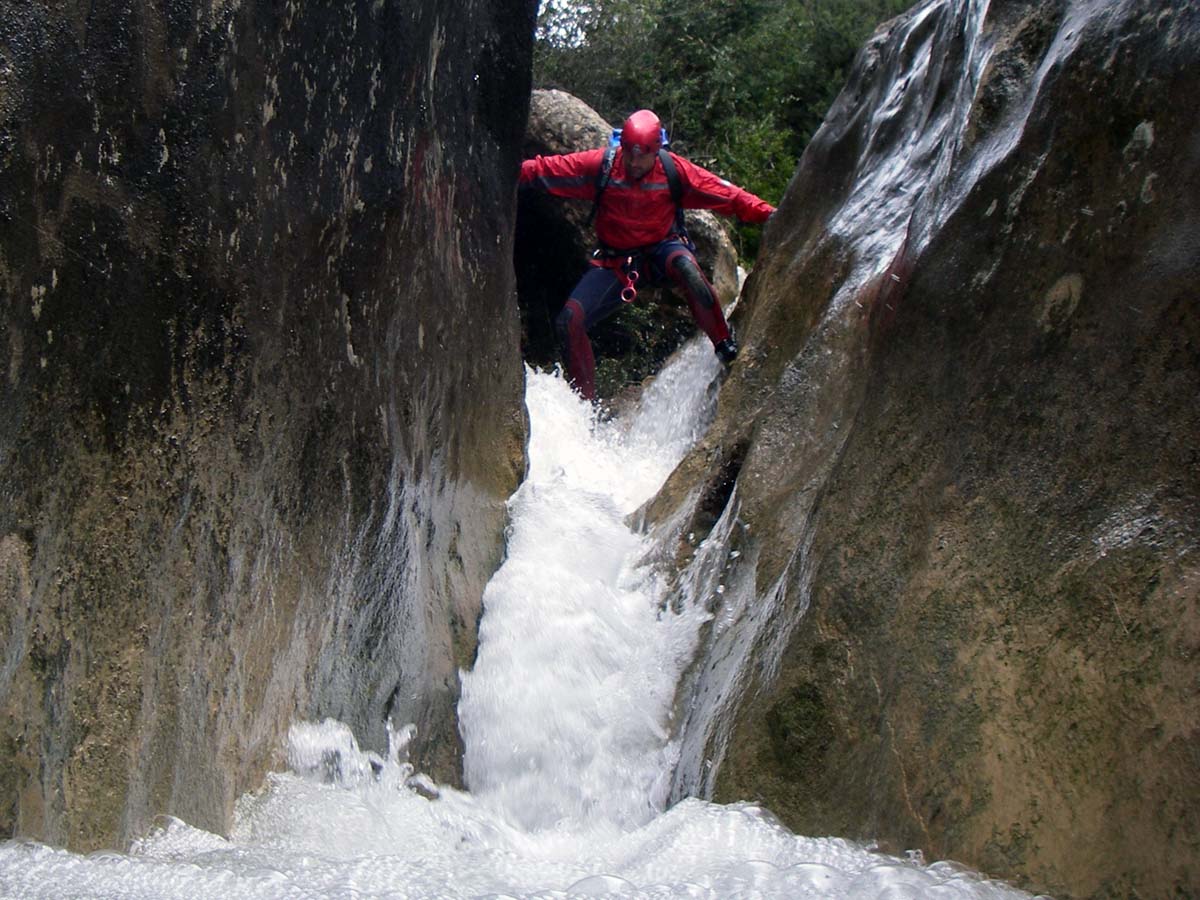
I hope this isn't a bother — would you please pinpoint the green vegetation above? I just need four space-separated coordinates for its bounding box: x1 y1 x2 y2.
534 0 914 255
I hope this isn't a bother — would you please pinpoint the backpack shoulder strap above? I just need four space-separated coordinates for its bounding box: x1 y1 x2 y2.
586 135 621 226
658 149 688 237
658 149 683 206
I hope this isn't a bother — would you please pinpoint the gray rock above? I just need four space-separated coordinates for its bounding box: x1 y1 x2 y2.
0 0 532 851
649 0 1200 896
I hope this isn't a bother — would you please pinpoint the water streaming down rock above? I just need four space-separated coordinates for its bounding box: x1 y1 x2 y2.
663 0 1010 814
0 340 1041 898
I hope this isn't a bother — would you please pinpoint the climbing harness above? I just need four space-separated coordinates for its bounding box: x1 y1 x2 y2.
591 248 641 303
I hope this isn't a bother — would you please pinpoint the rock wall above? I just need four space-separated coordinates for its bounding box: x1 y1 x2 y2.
0 0 532 850
653 0 1199 896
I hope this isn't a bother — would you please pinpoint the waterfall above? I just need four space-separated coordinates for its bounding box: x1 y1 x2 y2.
0 338 1041 898
457 337 727 836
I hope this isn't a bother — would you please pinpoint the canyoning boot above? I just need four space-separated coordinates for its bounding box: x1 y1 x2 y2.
714 337 738 365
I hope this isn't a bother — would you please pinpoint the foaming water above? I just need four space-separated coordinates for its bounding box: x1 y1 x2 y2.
0 340 1041 899
457 344 724 835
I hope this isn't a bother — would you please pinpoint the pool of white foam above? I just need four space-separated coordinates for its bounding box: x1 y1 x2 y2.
0 719 1038 899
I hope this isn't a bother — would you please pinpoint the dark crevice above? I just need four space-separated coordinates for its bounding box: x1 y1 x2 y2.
692 440 748 541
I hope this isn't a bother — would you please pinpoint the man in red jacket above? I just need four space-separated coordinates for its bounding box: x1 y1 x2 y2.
520 108 775 401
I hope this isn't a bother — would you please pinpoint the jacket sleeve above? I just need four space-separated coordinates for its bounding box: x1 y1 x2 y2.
673 154 775 224
519 149 605 201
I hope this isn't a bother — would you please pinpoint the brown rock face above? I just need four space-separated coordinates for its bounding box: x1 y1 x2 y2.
0 0 532 850
515 89 740 399
655 0 1200 896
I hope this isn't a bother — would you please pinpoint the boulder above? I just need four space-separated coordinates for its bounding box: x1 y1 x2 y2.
651 0 1200 896
0 0 533 851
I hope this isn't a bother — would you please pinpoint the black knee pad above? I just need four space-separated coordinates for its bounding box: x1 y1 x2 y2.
671 254 716 309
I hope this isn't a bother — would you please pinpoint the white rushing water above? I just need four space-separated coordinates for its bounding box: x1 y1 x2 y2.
0 338 1042 899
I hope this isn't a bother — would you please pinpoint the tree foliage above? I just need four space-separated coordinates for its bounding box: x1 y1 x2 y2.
534 0 913 253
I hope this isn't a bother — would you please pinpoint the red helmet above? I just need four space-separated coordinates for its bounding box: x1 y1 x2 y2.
620 109 663 154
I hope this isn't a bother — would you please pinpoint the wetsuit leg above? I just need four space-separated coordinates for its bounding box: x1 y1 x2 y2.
554 265 626 401
652 241 731 346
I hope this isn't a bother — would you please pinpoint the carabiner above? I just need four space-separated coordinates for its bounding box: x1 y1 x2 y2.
620 268 639 304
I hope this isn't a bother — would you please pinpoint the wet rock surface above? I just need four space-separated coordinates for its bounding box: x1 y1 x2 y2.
654 0 1200 896
0 0 532 850
515 89 740 401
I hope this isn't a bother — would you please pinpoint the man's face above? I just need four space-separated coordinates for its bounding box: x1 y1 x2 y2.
623 146 657 180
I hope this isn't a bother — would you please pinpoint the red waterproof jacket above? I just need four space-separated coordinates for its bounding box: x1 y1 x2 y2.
520 148 775 252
